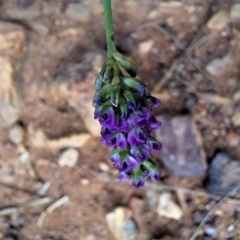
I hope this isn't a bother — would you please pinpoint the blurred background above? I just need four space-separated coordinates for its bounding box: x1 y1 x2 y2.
0 0 240 239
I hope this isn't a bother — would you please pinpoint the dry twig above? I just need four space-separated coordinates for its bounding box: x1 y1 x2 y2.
189 183 240 240
37 195 69 227
0 197 51 216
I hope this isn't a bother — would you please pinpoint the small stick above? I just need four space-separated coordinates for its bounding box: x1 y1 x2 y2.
37 181 51 196
189 183 240 240
0 197 51 216
151 35 209 93
145 182 240 205
37 195 70 227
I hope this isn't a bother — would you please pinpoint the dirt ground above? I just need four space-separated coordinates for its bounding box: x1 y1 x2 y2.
0 0 240 239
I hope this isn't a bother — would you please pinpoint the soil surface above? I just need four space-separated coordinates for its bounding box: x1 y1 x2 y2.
0 0 240 240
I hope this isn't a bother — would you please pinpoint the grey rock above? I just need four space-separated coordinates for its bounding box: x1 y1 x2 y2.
156 116 206 177
206 153 240 196
65 3 89 22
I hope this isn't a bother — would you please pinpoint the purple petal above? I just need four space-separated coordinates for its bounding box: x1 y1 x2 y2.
126 156 138 169
117 133 128 149
147 117 162 129
147 137 162 151
118 172 127 182
99 107 116 127
132 177 144 188
127 128 146 147
148 96 161 108
150 172 160 181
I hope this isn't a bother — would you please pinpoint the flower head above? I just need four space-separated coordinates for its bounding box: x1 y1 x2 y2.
93 56 162 188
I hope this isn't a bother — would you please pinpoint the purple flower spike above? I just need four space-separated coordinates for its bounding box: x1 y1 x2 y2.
127 128 146 147
94 57 162 188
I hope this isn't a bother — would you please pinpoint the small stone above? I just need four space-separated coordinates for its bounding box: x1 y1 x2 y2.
230 3 240 30
99 162 109 172
29 128 90 149
159 1 183 8
17 0 35 8
207 10 230 31
58 148 79 167
157 192 183 220
206 153 240 196
105 207 136 240
156 116 206 177
206 53 234 77
4 6 41 20
204 226 216 236
9 124 25 145
231 112 240 127
80 178 90 186
138 40 154 54
227 224 235 232
65 3 89 22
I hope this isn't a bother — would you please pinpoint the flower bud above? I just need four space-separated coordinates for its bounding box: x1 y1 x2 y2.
122 76 147 97
113 52 138 77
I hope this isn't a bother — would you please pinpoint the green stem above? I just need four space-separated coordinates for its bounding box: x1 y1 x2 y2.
103 0 117 57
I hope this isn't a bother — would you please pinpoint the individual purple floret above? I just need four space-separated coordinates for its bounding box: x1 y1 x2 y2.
93 57 162 188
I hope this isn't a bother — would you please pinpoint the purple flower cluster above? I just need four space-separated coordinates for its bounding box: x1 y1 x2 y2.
93 58 162 188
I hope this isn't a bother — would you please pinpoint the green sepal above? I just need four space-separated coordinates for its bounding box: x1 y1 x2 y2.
99 57 115 82
119 150 128 164
113 52 138 77
110 84 120 107
142 159 158 172
110 148 121 158
122 76 146 96
95 75 103 91
97 82 112 98
119 97 128 118
132 167 142 183
123 90 137 105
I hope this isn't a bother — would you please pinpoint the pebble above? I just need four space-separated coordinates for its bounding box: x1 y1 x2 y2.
157 192 183 220
156 116 206 177
80 179 90 186
206 153 240 196
138 40 154 54
99 162 109 172
206 53 234 77
17 0 35 8
227 224 235 232
65 3 89 22
204 226 216 236
105 207 136 240
230 3 240 30
206 10 230 31
58 148 79 167
8 124 25 145
231 112 240 127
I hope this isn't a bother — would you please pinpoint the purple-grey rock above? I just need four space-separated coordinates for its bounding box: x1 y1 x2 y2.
155 116 206 177
206 153 240 196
